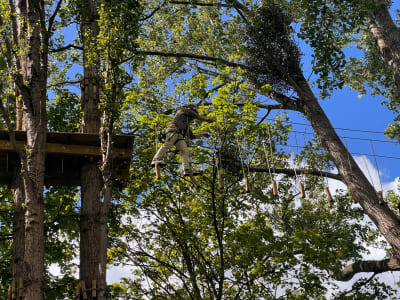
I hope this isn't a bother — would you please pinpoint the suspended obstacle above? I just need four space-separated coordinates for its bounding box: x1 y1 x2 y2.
299 182 305 198
377 190 384 205
0 131 134 187
75 280 97 299
155 164 162 180
272 179 278 196
324 186 333 202
244 176 250 193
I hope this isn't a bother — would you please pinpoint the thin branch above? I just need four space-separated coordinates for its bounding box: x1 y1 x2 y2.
137 50 247 69
169 1 229 7
186 62 301 111
333 273 378 300
257 109 272 125
185 61 221 77
47 80 81 88
226 0 249 14
225 0 248 22
247 165 342 181
48 0 64 36
50 44 83 52
140 1 166 21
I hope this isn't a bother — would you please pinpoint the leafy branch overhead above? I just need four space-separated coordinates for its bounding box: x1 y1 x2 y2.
244 4 302 94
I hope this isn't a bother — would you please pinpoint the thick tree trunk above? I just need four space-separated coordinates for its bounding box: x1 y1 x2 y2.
296 74 400 253
12 1 48 299
369 0 400 98
79 0 107 298
11 2 27 288
12 165 25 282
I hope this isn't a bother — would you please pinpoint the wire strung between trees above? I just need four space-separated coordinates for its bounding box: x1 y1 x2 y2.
261 117 396 135
289 129 400 145
275 142 400 161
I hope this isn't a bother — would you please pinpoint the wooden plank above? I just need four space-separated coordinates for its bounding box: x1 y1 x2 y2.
92 280 96 297
272 179 278 196
18 278 23 298
80 280 88 299
155 165 161 179
0 140 132 159
324 186 333 202
299 183 305 198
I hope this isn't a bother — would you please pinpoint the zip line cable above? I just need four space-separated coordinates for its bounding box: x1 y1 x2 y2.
196 140 400 161
289 130 400 145
277 143 400 161
261 117 395 135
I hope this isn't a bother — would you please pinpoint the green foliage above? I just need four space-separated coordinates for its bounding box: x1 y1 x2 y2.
48 89 81 132
43 187 80 299
244 3 302 93
1 0 398 298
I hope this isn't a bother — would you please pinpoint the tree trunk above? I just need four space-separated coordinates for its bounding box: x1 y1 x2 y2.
79 0 106 298
12 1 48 299
11 2 27 289
296 74 400 253
12 164 25 282
369 0 400 98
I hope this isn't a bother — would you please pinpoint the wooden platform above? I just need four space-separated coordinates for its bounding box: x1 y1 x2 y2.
0 131 134 187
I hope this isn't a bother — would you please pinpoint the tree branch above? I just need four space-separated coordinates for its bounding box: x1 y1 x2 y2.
336 256 400 281
48 0 63 36
248 166 342 181
185 62 301 111
50 43 83 52
137 50 247 69
140 1 166 22
169 1 229 7
47 80 81 88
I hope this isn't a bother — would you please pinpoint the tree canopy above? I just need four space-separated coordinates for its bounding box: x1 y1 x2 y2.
1 0 400 299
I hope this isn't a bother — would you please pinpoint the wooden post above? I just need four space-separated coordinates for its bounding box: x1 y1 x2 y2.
218 169 224 189
18 278 23 298
377 190 384 205
92 280 97 297
272 179 278 196
155 165 161 180
299 183 305 198
11 279 16 300
244 176 250 193
324 186 333 202
80 280 88 299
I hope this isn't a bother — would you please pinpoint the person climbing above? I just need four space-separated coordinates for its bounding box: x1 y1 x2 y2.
151 104 216 176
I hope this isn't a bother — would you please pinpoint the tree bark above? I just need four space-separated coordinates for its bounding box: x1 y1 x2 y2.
12 164 25 282
369 0 400 98
13 1 48 299
79 0 106 298
336 256 400 281
11 0 27 290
